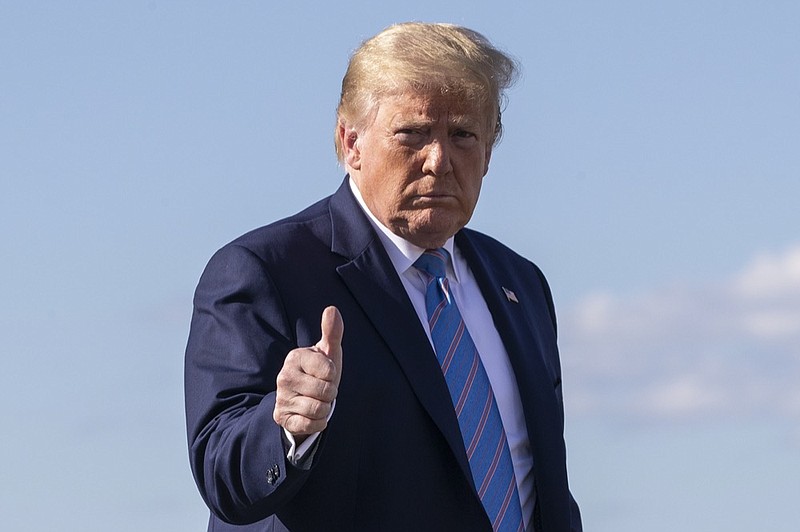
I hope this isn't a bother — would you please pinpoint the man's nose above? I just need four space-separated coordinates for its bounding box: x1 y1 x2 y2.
421 139 453 176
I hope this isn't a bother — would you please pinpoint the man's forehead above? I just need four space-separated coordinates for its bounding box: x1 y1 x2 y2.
382 91 488 125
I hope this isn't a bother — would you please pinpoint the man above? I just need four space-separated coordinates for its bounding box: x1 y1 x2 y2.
185 22 582 531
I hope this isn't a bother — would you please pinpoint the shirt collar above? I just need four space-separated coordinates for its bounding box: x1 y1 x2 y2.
348 177 460 282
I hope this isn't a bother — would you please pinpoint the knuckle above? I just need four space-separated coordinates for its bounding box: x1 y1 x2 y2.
320 382 338 402
285 348 309 368
274 394 290 410
285 414 304 433
276 371 290 387
308 399 329 420
325 358 337 379
283 350 299 366
306 401 321 419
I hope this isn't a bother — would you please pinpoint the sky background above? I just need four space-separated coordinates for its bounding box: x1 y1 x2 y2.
2 1 798 530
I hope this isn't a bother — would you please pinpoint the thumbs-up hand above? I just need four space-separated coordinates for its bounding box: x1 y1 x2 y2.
273 306 344 440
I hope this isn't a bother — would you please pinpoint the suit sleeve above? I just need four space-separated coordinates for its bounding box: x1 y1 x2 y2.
184 243 313 524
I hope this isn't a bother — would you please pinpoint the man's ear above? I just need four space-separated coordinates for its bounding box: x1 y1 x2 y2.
338 121 362 170
483 143 493 176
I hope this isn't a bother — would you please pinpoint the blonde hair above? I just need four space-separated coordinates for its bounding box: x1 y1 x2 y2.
334 22 519 161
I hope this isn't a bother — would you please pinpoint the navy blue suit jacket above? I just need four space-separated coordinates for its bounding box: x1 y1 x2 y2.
185 179 582 531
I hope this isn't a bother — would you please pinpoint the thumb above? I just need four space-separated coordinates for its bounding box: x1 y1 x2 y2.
316 306 344 376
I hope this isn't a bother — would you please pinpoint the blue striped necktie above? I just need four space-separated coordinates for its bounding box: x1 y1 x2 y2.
414 248 525 532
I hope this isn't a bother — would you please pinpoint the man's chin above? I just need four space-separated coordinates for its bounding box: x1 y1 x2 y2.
403 219 466 249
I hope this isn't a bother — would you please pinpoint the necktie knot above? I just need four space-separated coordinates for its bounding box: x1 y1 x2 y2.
414 248 449 280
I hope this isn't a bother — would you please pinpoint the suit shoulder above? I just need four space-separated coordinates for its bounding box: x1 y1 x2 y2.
460 228 543 274
460 227 559 331
220 195 333 260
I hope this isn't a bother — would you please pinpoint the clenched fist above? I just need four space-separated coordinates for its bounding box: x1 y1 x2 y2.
273 306 344 442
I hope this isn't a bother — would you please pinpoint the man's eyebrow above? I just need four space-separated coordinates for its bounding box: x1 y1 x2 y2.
449 115 484 130
391 116 435 128
391 115 481 128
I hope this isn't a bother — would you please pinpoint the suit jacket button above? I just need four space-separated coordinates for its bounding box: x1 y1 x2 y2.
266 464 280 485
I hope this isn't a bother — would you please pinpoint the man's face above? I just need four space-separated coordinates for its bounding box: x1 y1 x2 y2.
341 91 493 249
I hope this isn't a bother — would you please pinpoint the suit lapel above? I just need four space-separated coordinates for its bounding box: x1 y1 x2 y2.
455 231 561 436
328 181 475 490
456 230 571 531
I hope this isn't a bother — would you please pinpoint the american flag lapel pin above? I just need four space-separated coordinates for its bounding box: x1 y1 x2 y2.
502 286 519 303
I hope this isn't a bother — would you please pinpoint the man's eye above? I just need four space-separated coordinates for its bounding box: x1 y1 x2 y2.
454 130 476 139
396 129 425 144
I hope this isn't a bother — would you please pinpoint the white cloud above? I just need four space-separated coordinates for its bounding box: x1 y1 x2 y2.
733 247 800 299
560 245 800 423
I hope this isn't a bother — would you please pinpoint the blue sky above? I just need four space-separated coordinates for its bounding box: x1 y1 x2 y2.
2 2 798 530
